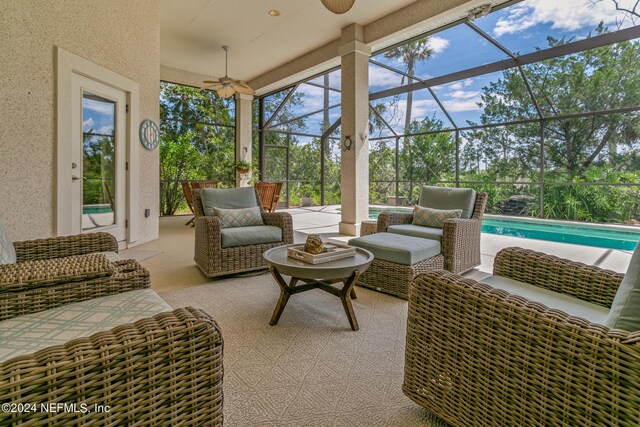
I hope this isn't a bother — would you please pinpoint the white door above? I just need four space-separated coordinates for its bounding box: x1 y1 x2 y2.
70 74 127 241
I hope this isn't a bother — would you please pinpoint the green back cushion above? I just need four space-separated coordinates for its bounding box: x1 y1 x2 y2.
605 243 640 331
412 205 462 228
418 186 476 219
213 207 264 228
0 220 16 265
201 187 257 216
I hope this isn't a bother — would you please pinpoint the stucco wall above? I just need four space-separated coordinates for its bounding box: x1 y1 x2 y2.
0 0 160 244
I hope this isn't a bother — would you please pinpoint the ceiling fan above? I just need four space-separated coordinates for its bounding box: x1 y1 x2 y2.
321 0 355 14
199 46 255 99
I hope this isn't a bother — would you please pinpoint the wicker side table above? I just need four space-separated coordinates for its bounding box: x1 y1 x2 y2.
360 220 378 236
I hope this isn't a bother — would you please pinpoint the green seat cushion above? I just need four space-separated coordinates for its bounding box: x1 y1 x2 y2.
0 220 16 265
220 225 282 248
480 275 609 325
605 243 640 331
0 289 171 363
387 224 443 241
419 186 476 219
201 187 257 216
348 232 441 266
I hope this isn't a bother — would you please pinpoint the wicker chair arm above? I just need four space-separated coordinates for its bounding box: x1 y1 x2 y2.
0 259 149 321
262 212 294 244
406 270 639 426
441 218 482 274
13 232 118 262
494 247 623 308
0 307 224 426
377 212 413 232
0 254 115 291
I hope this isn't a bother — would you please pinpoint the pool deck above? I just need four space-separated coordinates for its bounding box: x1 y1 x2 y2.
284 205 634 278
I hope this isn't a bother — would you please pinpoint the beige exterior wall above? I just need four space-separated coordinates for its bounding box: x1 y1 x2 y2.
0 0 160 243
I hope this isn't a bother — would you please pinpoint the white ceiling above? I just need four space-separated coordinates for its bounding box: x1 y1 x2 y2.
160 0 417 83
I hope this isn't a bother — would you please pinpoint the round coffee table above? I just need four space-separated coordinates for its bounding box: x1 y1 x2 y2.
263 244 374 331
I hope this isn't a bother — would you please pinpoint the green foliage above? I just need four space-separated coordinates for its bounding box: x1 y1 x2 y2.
159 82 235 215
82 133 115 208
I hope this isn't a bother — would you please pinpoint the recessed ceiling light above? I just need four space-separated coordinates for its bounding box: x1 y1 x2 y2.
269 9 280 16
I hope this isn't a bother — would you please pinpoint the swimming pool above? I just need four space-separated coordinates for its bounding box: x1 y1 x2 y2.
368 207 640 250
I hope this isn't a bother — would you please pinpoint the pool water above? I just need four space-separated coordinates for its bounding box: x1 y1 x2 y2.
83 204 114 215
368 207 640 250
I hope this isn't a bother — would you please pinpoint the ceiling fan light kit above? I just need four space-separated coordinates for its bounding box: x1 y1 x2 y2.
321 0 355 14
199 45 255 99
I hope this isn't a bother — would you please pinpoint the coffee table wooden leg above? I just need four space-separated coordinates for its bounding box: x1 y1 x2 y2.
340 271 361 331
269 267 291 326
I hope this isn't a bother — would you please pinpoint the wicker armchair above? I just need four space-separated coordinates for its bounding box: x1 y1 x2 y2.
377 189 487 274
404 247 640 427
0 279 223 426
193 188 293 277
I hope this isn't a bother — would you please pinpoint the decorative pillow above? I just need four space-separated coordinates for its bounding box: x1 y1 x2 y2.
412 205 462 228
0 220 16 265
213 207 264 229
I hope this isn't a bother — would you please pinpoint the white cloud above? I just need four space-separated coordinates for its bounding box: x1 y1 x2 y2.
448 90 480 100
493 0 631 37
83 98 115 116
369 66 404 89
98 126 114 135
427 36 450 54
82 118 94 132
441 99 481 112
449 82 463 90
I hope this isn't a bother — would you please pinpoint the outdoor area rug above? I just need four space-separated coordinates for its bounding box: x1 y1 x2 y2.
161 274 450 427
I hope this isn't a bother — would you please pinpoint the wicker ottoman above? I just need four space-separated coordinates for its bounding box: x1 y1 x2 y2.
348 232 444 299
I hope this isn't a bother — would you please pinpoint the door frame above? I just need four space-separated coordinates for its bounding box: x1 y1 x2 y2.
56 47 139 244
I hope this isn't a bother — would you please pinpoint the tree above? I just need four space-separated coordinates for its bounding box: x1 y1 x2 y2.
462 29 640 222
159 82 235 214
384 38 434 201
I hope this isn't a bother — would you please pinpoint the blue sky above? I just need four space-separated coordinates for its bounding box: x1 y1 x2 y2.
272 0 639 137
82 94 115 136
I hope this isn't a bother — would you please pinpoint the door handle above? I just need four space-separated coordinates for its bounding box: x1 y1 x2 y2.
71 176 86 181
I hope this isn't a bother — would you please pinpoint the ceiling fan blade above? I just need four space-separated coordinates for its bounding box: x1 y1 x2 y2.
199 83 222 90
231 82 255 96
203 79 220 84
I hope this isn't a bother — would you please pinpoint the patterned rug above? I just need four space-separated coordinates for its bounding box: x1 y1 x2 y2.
160 274 450 427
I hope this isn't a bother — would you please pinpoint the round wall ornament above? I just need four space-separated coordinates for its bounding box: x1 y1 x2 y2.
139 119 159 150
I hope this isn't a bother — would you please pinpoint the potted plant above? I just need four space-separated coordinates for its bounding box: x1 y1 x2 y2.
234 160 251 175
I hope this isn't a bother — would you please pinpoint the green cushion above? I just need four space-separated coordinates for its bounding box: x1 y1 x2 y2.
0 289 171 363
201 187 257 216
412 205 462 228
348 232 441 266
480 275 609 325
220 225 282 248
213 207 264 228
605 243 640 331
0 220 16 265
419 186 476 219
387 224 443 241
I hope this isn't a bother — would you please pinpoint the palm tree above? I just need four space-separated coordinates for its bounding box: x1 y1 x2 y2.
384 37 433 202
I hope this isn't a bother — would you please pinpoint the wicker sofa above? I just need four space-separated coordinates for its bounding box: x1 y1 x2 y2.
0 231 224 426
193 187 293 277
404 246 640 427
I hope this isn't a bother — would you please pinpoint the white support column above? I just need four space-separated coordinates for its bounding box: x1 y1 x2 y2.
235 93 254 187
339 24 371 236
